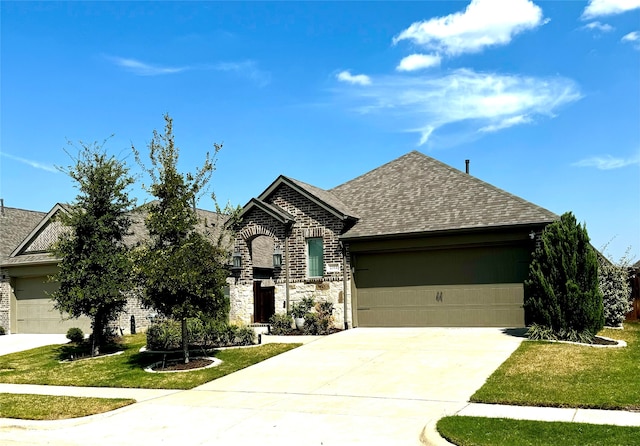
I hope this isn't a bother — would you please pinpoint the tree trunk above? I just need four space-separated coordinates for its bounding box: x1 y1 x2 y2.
181 317 189 364
92 317 102 357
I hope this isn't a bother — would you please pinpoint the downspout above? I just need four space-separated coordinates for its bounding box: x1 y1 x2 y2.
342 241 349 330
285 224 291 314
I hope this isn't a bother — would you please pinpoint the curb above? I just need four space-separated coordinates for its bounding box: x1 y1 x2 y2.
419 420 454 446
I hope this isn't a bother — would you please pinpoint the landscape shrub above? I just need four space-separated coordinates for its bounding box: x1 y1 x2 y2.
303 312 322 335
66 327 84 344
0 325 6 335
146 319 181 350
269 312 293 335
147 318 257 350
234 326 256 345
598 249 633 327
524 212 603 341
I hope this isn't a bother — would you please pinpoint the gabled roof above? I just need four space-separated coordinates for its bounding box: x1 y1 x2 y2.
2 202 226 267
237 198 295 224
0 205 47 261
258 175 358 221
7 203 68 264
331 151 558 239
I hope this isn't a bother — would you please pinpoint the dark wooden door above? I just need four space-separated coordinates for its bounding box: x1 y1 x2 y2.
253 281 275 323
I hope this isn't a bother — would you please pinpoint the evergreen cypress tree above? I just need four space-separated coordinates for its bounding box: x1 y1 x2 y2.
524 212 604 340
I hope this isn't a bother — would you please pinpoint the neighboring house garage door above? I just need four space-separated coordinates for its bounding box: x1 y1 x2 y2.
15 276 92 334
352 246 529 327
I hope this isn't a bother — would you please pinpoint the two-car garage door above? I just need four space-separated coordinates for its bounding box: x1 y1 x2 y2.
352 245 529 327
14 276 91 334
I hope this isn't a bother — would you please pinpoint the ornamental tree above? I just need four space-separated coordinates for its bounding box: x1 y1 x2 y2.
52 141 135 356
133 114 230 363
598 246 633 327
524 212 604 340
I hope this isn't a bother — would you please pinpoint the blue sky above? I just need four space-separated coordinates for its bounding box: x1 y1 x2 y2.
1 0 639 262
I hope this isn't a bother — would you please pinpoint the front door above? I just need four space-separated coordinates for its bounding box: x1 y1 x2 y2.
253 281 275 323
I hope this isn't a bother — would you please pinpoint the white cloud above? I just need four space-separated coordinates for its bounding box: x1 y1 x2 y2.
479 115 532 133
582 0 640 19
622 31 640 49
393 0 546 56
107 56 187 76
396 54 442 72
334 69 581 145
573 153 640 169
582 21 615 32
337 70 372 86
622 31 640 41
1 152 58 173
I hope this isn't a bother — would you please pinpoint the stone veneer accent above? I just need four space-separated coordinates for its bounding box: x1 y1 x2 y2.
230 183 353 328
0 269 10 333
228 278 351 328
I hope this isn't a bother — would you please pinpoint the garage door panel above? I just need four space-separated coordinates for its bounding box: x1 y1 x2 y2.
15 277 92 334
357 284 524 327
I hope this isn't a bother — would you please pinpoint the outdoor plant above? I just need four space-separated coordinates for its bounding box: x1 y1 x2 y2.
0 326 6 336
66 327 84 344
146 319 181 350
269 312 293 335
303 300 335 335
291 296 315 319
598 247 633 327
524 212 604 342
234 326 256 346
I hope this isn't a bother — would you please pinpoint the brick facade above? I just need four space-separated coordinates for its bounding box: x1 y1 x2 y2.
230 183 352 328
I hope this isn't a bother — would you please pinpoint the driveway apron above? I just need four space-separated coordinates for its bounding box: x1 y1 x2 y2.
0 327 523 445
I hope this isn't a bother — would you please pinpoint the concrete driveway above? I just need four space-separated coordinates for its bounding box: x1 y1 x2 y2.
0 333 69 356
0 327 524 445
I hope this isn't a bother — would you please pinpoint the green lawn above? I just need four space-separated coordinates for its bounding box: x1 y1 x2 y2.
0 393 135 420
471 322 640 410
439 322 640 445
437 416 640 446
0 333 300 390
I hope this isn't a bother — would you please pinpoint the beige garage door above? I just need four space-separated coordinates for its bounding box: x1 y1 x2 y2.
353 246 528 327
356 283 524 327
15 277 92 334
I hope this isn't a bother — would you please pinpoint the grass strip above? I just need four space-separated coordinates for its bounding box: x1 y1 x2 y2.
0 393 134 420
471 322 640 410
0 333 300 389
437 416 640 446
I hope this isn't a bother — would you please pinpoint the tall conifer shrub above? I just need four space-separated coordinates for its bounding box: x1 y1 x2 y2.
524 212 604 340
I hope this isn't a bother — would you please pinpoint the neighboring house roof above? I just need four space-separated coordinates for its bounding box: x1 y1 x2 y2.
0 204 47 262
330 151 558 239
2 201 226 268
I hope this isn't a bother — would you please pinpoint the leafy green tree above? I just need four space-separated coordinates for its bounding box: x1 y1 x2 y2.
598 246 633 327
52 141 135 356
133 114 230 363
524 212 604 341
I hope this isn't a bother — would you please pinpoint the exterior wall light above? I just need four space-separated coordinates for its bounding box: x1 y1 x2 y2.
273 248 283 269
232 251 242 269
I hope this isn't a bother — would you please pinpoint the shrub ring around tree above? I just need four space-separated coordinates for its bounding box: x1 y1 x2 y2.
144 357 222 373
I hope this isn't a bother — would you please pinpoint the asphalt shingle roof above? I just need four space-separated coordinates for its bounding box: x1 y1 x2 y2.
330 151 558 239
0 206 47 261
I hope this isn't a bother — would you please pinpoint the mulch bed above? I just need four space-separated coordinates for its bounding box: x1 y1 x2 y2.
152 358 214 372
592 336 619 346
